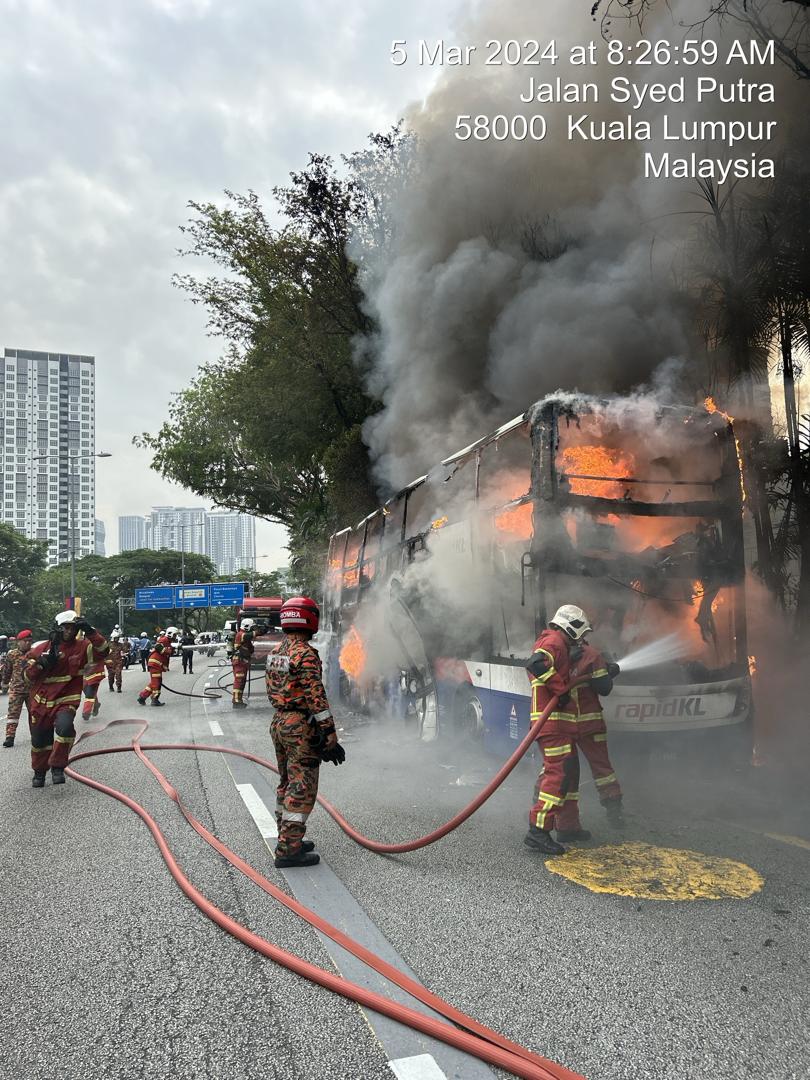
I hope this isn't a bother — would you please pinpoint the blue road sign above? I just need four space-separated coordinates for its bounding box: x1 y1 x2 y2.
134 587 175 611
210 582 245 607
173 585 210 609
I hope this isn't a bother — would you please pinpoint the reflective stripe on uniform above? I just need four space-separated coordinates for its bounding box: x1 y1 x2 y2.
563 792 580 801
591 667 609 679
529 648 557 683
593 733 608 743
595 772 618 787
42 675 71 684
537 789 563 807
573 712 604 723
33 693 80 707
313 709 331 721
53 733 75 745
543 743 572 757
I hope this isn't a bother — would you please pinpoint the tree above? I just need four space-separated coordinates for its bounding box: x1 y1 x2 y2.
138 128 413 586
0 524 47 631
591 0 810 80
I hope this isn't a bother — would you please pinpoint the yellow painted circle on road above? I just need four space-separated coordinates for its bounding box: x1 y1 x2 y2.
546 841 764 901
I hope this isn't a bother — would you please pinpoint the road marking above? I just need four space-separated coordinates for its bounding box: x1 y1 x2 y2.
208 720 223 737
389 1055 447 1080
236 782 278 838
762 831 810 852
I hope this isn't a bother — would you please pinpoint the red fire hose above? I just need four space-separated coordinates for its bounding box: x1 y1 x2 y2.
66 695 583 1080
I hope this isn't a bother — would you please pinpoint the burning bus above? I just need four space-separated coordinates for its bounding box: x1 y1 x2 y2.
321 395 751 757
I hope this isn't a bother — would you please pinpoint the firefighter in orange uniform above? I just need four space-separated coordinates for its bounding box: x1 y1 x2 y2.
81 649 106 721
24 610 109 787
105 631 126 692
265 597 345 868
3 629 33 747
524 604 623 855
231 618 255 709
136 627 176 707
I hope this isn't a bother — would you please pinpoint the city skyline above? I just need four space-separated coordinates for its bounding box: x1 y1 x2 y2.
119 505 257 576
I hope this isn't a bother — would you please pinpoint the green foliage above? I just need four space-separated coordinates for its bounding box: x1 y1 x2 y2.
0 524 47 632
136 127 413 583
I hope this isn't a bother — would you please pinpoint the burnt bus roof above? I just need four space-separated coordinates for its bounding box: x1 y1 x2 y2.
328 394 733 539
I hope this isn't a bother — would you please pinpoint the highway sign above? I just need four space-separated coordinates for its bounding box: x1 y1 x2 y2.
210 582 245 607
134 587 175 611
174 585 210 609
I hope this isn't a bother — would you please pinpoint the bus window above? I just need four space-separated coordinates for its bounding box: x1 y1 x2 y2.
403 480 437 540
360 513 383 587
342 527 364 600
478 423 531 510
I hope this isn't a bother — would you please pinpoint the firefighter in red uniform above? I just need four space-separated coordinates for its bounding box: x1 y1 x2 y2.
24 610 109 787
265 597 345 868
81 648 106 721
524 604 622 855
552 638 624 842
3 629 33 747
136 627 176 707
231 618 255 709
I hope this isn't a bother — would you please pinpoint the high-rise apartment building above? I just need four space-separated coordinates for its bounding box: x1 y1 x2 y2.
94 519 106 557
119 515 146 552
1 348 96 564
117 507 257 575
206 510 256 576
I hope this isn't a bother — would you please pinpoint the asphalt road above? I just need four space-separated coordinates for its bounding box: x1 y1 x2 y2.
1 656 808 1080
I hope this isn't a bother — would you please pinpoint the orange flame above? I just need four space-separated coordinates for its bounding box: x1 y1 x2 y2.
494 501 533 541
431 516 449 531
705 398 746 505
560 446 636 498
339 625 366 681
748 654 757 677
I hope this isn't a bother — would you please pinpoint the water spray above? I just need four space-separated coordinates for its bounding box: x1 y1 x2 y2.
616 633 689 673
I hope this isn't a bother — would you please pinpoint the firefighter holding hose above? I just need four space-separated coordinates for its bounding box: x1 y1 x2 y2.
230 618 255 709
136 627 176 707
524 604 623 855
265 597 345 868
24 610 109 787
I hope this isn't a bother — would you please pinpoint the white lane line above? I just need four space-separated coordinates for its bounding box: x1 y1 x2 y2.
236 782 278 838
208 720 223 736
389 1055 447 1080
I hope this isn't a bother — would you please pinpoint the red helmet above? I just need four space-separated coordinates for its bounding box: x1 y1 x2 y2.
280 597 319 634
17 629 32 639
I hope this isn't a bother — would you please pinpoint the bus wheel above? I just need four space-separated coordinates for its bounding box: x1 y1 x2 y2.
452 686 484 741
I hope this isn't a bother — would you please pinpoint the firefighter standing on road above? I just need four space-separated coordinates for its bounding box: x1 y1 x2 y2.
2 630 33 748
266 597 345 868
105 631 127 693
180 629 196 675
523 604 623 856
81 644 106 721
137 627 176 707
231 618 255 709
24 611 109 787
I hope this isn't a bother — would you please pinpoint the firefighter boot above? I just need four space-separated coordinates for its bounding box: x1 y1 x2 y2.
32 771 47 788
523 826 566 856
137 696 146 706
3 734 14 748
605 798 626 829
274 849 320 869
51 767 66 785
151 699 165 707
300 840 315 853
556 828 592 842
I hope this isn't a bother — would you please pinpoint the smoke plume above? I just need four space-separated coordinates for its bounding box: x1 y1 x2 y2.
356 0 804 491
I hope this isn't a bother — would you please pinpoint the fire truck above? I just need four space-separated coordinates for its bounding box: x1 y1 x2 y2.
226 597 285 666
321 394 752 758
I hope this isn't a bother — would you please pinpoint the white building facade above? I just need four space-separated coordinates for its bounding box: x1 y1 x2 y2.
119 515 146 552
118 506 257 576
205 511 256 576
1 348 96 564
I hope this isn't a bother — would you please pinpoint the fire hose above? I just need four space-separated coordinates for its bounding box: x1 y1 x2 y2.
64 695 582 1080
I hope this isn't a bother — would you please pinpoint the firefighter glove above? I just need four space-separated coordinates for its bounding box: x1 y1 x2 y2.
557 692 571 709
320 743 346 766
75 619 95 634
607 662 621 678
37 651 58 673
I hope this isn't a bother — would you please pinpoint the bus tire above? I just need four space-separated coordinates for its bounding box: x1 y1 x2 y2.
451 686 484 741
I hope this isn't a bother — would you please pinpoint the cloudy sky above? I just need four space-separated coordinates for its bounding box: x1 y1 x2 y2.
0 0 455 566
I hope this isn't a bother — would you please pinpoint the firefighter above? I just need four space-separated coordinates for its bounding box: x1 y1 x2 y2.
231 618 255 708
524 603 618 856
136 627 176 707
266 597 345 868
24 611 109 787
105 631 127 693
81 642 106 721
551 637 624 842
3 629 33 747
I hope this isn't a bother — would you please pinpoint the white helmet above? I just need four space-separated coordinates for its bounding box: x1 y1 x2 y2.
140 632 148 638
55 610 79 626
165 626 180 637
550 604 592 642
241 618 255 630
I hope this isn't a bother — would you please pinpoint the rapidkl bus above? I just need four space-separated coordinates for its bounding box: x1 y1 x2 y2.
320 395 751 758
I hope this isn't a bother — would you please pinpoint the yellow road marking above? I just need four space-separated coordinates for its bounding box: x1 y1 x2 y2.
546 841 764 901
762 831 810 852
